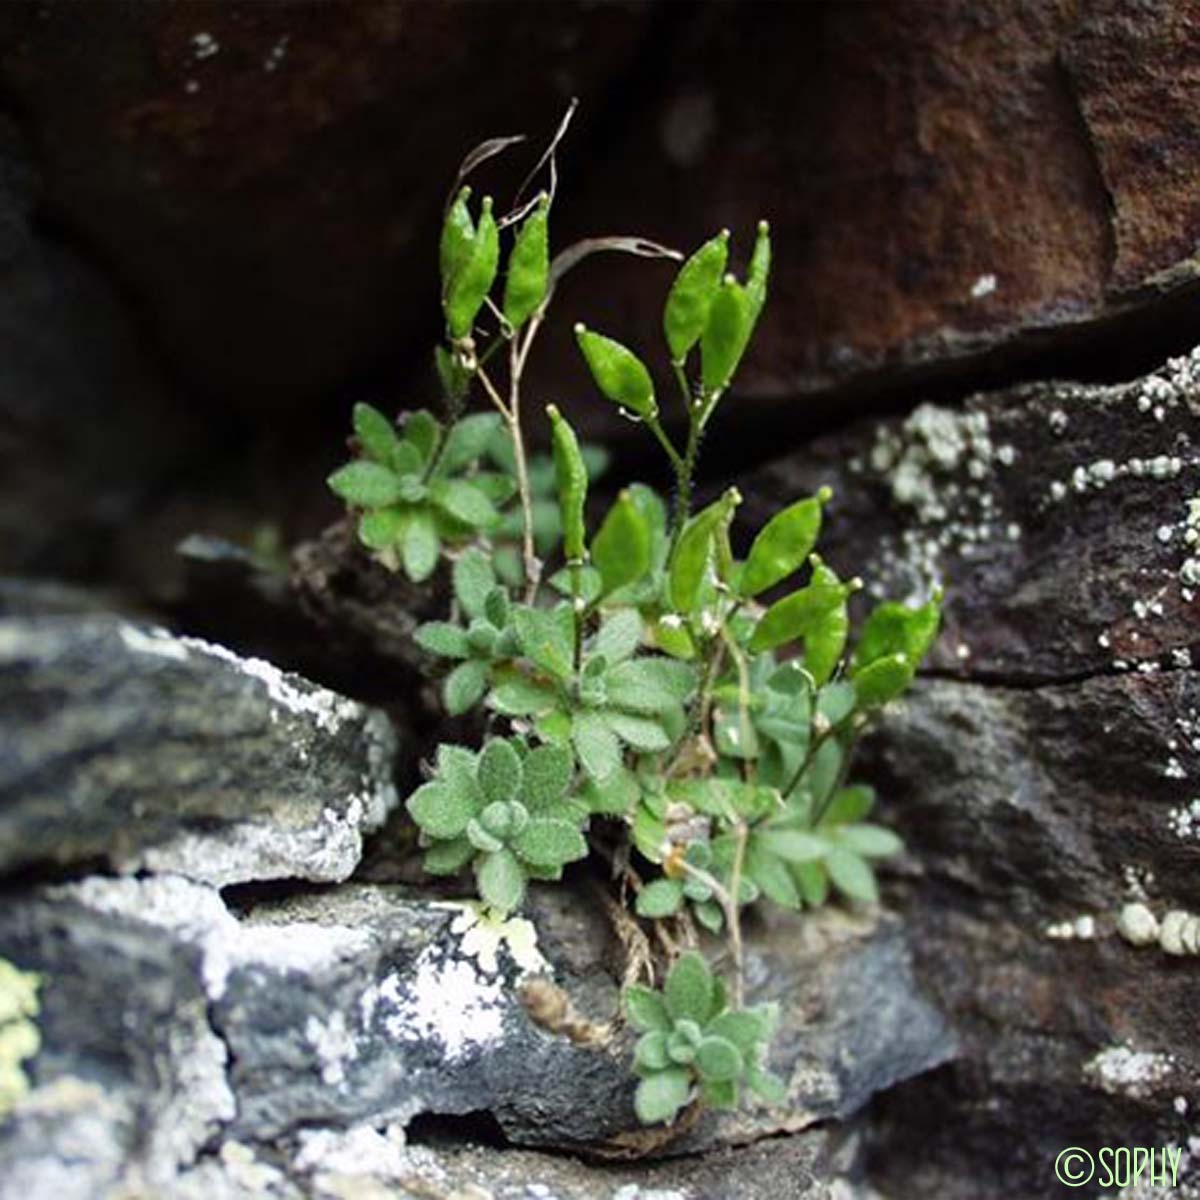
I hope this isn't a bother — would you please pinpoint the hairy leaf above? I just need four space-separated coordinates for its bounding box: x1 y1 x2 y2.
476 847 526 912
478 739 522 806
520 744 574 809
512 817 587 868
513 605 574 680
695 1035 743 1083
824 846 878 903
407 782 474 840
444 659 488 716
634 1068 691 1125
664 952 715 1024
635 878 684 918
453 548 496 618
625 985 672 1033
415 621 471 659
328 461 403 508
572 711 621 780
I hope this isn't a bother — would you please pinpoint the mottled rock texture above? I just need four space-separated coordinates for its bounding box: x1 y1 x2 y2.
3 0 1200 592
0 874 947 1197
743 346 1200 1197
0 616 397 884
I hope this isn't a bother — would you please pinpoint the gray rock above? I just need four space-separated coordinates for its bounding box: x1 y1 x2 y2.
0 874 951 1194
0 615 398 885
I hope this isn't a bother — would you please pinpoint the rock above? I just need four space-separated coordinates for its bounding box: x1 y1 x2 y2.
539 0 1200 432
742 345 1200 1196
0 614 398 885
0 874 951 1194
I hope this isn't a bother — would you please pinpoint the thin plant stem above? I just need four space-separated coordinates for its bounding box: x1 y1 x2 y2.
679 853 746 1009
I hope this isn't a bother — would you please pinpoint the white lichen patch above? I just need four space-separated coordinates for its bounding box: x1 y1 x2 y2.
1045 914 1097 941
293 1122 409 1179
1168 798 1200 842
1086 1044 1176 1098
858 403 1017 597
0 958 41 1114
118 623 190 662
1117 903 1160 947
305 1012 359 1086
439 901 550 978
180 634 365 735
362 951 507 1061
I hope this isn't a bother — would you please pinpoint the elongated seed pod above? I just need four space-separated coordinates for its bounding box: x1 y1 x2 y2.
546 404 588 562
446 196 499 339
663 230 729 362
504 193 550 330
440 186 475 296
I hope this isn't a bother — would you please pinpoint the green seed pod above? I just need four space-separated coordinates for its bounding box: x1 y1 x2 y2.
546 404 588 562
503 193 550 330
700 276 753 397
668 487 741 614
663 230 729 362
440 186 475 296
574 325 657 420
746 219 771 321
445 196 499 339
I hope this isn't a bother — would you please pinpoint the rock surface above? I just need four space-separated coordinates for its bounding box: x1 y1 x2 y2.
0 872 950 1197
0 615 397 884
742 345 1200 1196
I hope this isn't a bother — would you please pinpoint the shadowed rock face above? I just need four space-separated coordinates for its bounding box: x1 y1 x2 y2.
3 0 1200 593
741 348 1200 1196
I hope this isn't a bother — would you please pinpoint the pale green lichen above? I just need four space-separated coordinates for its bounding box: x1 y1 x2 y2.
0 957 41 1114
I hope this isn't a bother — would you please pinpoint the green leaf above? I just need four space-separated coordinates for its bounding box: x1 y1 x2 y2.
625 985 671 1033
695 1035 743 1083
407 782 475 840
821 785 875 825
443 659 488 716
664 230 729 361
436 743 479 793
593 490 652 596
633 806 668 862
794 860 828 907
401 509 440 582
453 548 497 618
836 824 903 858
438 413 504 475
415 622 471 659
435 344 471 404
549 565 602 604
429 479 499 528
605 658 695 713
604 711 672 752
694 900 724 933
483 587 510 630
423 836 475 875
700 277 752 396
582 766 639 816
707 1010 767 1054
440 185 475 293
467 816 504 853
634 1068 691 1125
816 680 856 727
353 403 402 466
739 491 828 599
575 326 657 420
591 609 643 665
328 461 403 508
701 1078 739 1109
746 1067 787 1105
664 952 714 1024
635 1030 671 1071
358 507 407 551
825 846 879 903
745 219 771 321
405 410 442 466
503 193 549 329
571 711 621 780
446 195 499 339
476 848 526 912
852 653 914 709
513 605 575 680
520 744 574 810
745 844 802 909
636 878 684 918
512 818 587 868
478 739 522 806
759 829 828 864
547 404 588 562
488 673 558 717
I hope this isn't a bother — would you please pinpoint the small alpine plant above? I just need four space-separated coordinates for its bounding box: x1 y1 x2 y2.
327 110 941 1129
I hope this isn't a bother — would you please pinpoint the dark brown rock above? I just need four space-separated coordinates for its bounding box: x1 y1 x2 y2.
743 347 1200 1195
